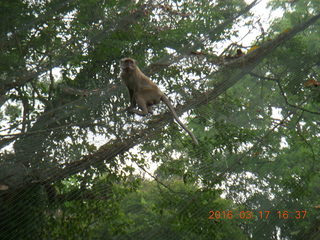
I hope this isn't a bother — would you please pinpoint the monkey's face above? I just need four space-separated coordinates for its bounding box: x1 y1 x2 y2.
120 58 136 71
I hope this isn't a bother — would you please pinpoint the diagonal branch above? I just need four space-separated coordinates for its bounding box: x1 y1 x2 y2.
145 0 260 74
40 13 320 184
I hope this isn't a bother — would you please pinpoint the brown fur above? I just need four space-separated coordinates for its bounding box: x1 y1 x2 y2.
120 58 198 145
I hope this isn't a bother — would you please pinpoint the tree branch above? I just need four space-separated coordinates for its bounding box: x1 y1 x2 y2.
40 13 320 184
250 73 320 115
276 79 320 115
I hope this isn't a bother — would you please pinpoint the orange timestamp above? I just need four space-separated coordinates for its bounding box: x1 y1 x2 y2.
208 210 307 220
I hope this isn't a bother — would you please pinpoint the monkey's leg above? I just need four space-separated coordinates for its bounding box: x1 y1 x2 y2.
128 107 135 114
147 106 153 114
128 100 136 112
132 97 149 116
129 90 136 108
127 90 137 114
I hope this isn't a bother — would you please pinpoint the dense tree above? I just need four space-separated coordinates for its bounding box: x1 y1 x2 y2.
1 0 320 239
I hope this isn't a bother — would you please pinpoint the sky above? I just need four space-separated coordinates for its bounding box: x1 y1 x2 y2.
138 0 284 177
1 0 284 175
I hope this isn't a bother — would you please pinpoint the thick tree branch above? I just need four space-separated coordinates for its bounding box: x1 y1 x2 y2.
40 13 320 184
146 0 260 74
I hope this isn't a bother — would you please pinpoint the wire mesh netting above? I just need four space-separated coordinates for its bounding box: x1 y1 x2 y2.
1 0 320 239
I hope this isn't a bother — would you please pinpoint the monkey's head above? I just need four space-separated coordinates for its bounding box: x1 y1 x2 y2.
120 58 137 72
236 49 244 57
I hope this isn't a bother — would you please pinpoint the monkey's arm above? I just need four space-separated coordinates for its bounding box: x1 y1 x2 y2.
128 89 136 111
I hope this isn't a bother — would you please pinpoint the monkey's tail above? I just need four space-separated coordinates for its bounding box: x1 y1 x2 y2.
161 95 199 145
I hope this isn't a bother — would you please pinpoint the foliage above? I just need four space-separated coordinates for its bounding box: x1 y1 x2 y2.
0 0 320 239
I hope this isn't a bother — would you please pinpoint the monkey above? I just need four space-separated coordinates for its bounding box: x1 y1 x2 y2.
304 78 320 87
235 49 244 58
120 57 198 145
224 49 245 61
